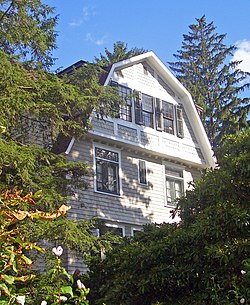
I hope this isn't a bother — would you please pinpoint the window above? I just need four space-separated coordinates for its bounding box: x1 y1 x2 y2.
155 99 175 134
95 147 120 195
99 224 124 237
134 91 154 128
110 81 132 122
142 94 154 128
139 160 147 185
118 85 132 122
131 228 143 237
165 167 184 207
162 101 174 134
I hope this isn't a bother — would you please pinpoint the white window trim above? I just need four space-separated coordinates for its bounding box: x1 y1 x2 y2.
131 227 143 237
163 161 185 207
93 143 123 197
104 223 125 237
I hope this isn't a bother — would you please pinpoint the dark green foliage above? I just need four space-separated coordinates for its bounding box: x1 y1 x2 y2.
95 41 147 66
0 138 90 209
0 0 123 264
168 16 250 148
0 0 57 68
85 131 250 305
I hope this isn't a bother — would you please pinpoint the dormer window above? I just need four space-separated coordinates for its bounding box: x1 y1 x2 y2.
110 81 132 122
118 85 132 122
109 82 184 138
142 94 154 128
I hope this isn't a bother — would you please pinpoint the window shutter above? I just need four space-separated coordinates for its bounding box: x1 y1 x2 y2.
155 98 163 130
176 105 184 138
134 90 143 124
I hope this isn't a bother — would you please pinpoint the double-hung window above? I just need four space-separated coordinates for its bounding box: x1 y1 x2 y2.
155 99 180 136
162 101 174 134
110 81 132 122
95 147 120 195
118 85 132 122
142 94 154 128
134 91 154 128
165 167 184 207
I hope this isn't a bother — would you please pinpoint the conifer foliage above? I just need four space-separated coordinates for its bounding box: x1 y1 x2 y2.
95 41 146 66
168 16 250 148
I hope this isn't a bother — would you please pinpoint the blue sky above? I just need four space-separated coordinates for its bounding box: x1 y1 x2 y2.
45 0 250 79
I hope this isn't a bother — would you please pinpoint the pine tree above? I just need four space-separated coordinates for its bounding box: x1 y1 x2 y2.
168 15 250 149
95 41 146 66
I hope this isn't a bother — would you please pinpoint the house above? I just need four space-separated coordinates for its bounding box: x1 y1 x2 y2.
61 51 215 272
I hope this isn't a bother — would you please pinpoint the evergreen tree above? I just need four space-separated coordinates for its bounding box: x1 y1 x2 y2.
0 1 122 259
0 0 58 68
95 41 146 66
168 15 250 149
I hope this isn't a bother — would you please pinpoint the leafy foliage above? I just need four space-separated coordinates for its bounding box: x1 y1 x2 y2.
85 131 250 305
95 41 146 66
0 190 71 303
168 16 250 148
29 246 90 305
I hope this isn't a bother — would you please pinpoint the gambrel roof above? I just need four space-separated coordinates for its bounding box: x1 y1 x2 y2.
102 51 215 168
57 52 215 168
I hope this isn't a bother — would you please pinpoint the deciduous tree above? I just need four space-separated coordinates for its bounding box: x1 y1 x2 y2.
86 131 250 305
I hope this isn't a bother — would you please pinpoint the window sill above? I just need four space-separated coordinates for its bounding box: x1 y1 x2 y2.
94 190 122 198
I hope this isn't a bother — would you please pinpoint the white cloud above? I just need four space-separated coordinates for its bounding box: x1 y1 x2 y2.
69 6 96 27
82 6 92 20
233 39 250 73
85 33 107 46
69 20 83 27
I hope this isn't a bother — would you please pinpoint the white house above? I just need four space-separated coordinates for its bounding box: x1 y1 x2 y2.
61 51 215 272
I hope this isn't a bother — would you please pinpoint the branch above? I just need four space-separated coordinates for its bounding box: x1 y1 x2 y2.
0 1 15 24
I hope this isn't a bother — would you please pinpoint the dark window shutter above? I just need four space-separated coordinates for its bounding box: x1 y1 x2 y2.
155 98 163 130
176 105 184 138
134 90 143 124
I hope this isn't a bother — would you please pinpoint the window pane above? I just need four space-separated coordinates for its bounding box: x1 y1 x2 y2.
162 101 174 119
165 167 184 206
139 160 147 184
95 148 119 162
119 85 132 121
163 118 174 134
95 148 120 195
142 94 153 112
142 111 154 128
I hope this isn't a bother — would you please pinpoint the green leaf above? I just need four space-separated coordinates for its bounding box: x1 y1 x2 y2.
61 286 73 297
21 254 32 265
2 275 14 285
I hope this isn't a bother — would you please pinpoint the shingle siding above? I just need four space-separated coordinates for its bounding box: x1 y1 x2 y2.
61 52 214 272
67 138 200 226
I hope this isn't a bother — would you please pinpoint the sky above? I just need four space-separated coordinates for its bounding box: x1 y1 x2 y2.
44 0 250 80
